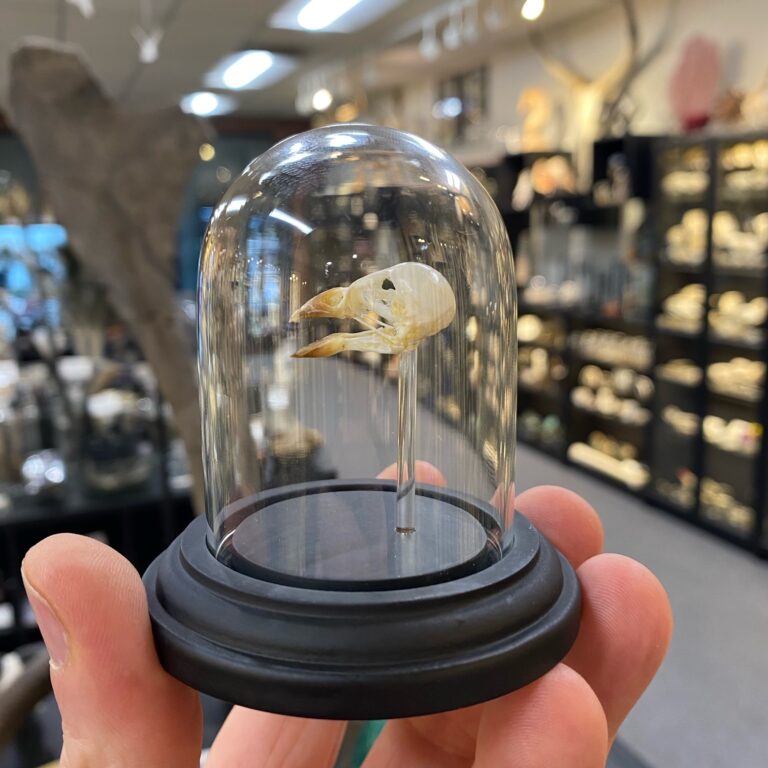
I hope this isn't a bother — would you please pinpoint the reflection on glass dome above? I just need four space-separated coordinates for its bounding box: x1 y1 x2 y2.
198 124 517 589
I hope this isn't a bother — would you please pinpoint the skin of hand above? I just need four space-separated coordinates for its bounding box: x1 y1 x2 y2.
21 463 672 768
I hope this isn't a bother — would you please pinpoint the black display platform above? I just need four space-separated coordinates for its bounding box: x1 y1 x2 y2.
218 480 503 590
144 481 581 719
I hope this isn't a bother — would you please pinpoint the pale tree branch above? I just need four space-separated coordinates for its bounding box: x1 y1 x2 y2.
9 42 207 515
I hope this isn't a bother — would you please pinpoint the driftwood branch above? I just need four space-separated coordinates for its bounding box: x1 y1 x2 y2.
9 41 206 514
0 650 52 749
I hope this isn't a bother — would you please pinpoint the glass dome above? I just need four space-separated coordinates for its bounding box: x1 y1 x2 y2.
198 124 517 589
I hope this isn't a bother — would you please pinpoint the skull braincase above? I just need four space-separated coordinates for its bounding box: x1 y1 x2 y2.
291 262 456 358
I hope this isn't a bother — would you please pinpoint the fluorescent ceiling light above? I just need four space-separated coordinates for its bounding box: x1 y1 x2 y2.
180 92 237 117
222 50 273 89
271 0 403 33
298 0 363 30
521 0 545 21
205 51 295 91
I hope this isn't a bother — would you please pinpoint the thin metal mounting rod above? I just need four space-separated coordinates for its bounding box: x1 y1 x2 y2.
396 347 417 534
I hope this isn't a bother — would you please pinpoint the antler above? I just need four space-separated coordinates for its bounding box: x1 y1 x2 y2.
593 0 639 95
528 0 640 94
602 0 677 131
528 28 590 89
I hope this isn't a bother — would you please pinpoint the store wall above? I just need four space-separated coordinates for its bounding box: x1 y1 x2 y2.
382 0 768 162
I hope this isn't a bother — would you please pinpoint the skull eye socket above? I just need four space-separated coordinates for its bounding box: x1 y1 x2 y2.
381 278 396 291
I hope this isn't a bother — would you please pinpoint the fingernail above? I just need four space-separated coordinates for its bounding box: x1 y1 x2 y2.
21 572 69 669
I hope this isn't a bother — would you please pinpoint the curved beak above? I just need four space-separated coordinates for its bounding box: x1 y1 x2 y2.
290 287 347 322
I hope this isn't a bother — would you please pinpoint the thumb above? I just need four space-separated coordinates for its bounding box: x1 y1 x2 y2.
22 533 202 767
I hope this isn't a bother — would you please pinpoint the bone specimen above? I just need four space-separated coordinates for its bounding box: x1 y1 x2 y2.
517 87 554 152
291 262 456 358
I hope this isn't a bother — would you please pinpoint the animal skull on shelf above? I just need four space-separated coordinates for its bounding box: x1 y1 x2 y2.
291 262 456 358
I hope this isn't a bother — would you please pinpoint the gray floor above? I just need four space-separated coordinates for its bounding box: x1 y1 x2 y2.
517 445 768 768
293 359 768 766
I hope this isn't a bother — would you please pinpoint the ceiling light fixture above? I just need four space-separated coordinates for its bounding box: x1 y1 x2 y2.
205 50 294 91
271 0 402 33
132 0 163 64
132 26 164 63
222 50 274 89
180 92 237 117
312 88 333 111
520 0 545 21
297 0 364 31
419 17 440 61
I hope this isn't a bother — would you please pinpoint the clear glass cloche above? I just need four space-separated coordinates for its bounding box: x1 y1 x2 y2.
198 124 517 589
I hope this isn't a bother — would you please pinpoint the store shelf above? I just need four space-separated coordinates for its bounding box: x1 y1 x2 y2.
655 375 701 390
707 388 763 408
713 265 767 279
708 333 765 351
570 353 652 373
569 310 650 331
656 325 701 340
719 190 768 205
655 424 699 442
518 303 649 333
506 131 768 556
704 441 760 461
699 509 755 541
571 404 650 430
657 255 705 274
518 338 566 353
645 488 696 517
658 196 709 207
517 301 571 316
519 381 563 401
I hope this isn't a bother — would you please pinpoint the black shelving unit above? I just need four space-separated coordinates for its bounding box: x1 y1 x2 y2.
476 150 573 255
0 468 194 653
507 133 768 557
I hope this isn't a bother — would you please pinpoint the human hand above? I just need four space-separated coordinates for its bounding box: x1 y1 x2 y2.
21 480 671 767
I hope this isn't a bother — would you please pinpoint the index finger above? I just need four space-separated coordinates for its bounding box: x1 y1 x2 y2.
516 485 604 568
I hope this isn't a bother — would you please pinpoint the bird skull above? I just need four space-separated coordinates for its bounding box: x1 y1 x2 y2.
291 262 456 358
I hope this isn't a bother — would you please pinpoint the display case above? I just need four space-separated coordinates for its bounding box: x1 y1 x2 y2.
648 136 711 513
489 133 768 556
700 136 768 539
145 124 580 719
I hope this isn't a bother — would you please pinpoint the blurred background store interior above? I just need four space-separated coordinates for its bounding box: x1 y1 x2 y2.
0 0 767 766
